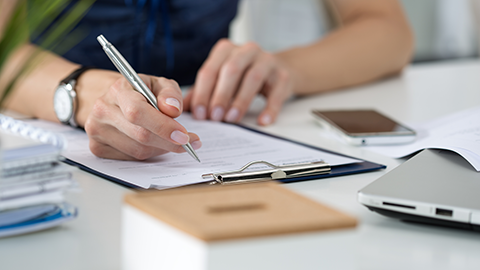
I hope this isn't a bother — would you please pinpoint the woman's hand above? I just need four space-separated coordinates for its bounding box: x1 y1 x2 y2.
84 75 201 160
184 39 295 126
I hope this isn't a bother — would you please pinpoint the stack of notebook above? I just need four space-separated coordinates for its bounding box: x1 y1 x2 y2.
0 114 77 238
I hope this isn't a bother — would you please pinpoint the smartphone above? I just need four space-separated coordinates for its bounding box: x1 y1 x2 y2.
312 109 416 145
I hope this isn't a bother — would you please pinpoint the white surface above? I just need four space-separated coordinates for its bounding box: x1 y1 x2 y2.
122 205 207 270
1 60 480 269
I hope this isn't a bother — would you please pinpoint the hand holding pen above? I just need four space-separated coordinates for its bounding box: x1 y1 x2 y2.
81 35 202 161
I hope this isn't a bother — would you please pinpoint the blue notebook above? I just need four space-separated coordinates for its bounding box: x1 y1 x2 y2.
0 203 77 238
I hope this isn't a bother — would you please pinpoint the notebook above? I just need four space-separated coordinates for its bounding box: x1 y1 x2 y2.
0 114 77 237
358 149 480 231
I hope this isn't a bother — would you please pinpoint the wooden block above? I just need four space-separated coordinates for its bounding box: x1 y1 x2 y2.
125 182 357 241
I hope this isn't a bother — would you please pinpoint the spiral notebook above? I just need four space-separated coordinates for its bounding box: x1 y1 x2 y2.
0 114 65 149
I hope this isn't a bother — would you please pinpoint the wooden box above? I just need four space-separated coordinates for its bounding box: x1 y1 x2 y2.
122 182 357 270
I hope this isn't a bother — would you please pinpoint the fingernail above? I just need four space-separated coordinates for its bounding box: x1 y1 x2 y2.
165 98 180 111
195 105 206 120
191 140 202 150
170 130 189 145
260 114 272 125
225 108 239 123
211 106 224 121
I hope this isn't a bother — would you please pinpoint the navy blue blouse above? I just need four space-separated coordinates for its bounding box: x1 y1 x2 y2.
33 0 239 86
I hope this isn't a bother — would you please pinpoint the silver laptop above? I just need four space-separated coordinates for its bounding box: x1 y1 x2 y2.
358 149 480 231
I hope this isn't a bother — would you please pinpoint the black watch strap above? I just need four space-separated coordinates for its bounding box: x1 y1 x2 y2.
61 66 95 84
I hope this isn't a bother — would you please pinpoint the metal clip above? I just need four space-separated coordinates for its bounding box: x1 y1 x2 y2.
202 160 331 185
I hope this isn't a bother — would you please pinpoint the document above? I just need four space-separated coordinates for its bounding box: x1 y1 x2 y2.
26 114 360 189
365 105 480 171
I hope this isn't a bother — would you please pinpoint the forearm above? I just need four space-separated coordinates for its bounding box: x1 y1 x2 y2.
0 44 120 126
276 0 413 95
1 44 79 121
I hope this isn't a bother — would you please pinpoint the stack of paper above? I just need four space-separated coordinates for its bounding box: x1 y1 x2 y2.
365 105 480 171
0 124 77 238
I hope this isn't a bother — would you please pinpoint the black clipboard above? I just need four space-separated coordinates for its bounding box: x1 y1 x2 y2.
63 123 386 189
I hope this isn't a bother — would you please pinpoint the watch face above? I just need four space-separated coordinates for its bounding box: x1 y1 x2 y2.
54 86 74 122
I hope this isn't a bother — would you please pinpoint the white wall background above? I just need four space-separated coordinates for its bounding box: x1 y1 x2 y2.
229 0 480 62
229 0 332 52
401 0 478 61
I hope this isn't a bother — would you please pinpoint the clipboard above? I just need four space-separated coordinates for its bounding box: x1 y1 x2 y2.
63 123 386 189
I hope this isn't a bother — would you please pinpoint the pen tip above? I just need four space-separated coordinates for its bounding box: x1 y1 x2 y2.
182 143 201 163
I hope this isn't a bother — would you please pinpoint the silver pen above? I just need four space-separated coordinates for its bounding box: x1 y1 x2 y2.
97 34 200 162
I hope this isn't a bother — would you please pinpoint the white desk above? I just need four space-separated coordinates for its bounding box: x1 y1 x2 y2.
1 60 480 269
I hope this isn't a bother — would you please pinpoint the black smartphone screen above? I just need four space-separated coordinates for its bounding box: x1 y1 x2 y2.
313 110 414 135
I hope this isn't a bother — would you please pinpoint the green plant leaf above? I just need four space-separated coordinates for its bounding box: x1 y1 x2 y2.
0 0 96 107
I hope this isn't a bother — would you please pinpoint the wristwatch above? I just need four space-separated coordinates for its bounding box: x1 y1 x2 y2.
53 66 93 127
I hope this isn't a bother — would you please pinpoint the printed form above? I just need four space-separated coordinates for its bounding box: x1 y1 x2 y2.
27 115 360 189
366 105 480 171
